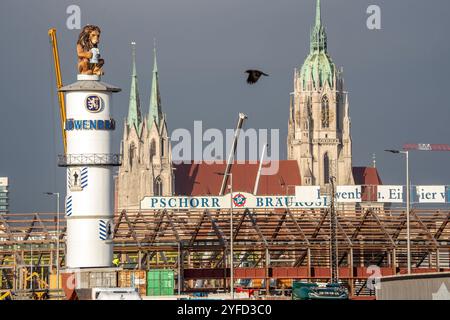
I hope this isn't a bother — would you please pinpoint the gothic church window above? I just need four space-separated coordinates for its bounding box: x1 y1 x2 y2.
154 176 163 196
321 96 330 128
161 138 165 157
129 143 136 168
150 139 156 161
324 152 330 184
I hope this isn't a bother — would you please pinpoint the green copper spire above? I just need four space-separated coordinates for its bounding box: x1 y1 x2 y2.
148 43 163 130
300 0 335 88
311 0 327 53
315 0 321 26
127 42 143 133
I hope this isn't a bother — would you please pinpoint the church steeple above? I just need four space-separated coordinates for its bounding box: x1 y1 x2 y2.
148 43 163 130
311 0 327 53
300 0 334 88
315 0 321 26
127 42 142 133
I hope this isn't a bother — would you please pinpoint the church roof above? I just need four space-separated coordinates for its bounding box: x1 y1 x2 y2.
173 161 301 196
173 162 383 200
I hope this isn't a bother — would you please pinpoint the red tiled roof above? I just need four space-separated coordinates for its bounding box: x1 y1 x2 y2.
352 167 383 201
352 167 383 185
173 161 301 196
172 162 383 200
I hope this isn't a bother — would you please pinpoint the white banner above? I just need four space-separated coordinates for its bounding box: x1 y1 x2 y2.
377 185 404 203
416 185 446 203
336 186 362 203
295 186 321 203
141 192 329 210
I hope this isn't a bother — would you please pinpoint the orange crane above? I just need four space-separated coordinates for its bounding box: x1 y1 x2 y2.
48 28 67 154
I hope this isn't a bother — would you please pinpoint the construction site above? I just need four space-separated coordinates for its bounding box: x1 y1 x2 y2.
1 0 450 301
1 205 449 300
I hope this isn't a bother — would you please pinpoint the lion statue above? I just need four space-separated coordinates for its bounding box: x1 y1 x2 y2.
77 25 104 75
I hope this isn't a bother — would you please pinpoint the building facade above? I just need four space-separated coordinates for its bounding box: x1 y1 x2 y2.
116 44 172 210
0 177 9 214
287 0 354 189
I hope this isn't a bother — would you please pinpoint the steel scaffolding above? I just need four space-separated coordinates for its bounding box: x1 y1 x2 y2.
1 207 449 298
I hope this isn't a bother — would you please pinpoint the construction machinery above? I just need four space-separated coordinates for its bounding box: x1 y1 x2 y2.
48 28 67 154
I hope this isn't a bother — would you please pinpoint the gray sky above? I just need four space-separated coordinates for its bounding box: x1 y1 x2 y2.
1 0 449 213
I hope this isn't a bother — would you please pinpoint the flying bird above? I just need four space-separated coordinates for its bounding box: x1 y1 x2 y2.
245 69 269 84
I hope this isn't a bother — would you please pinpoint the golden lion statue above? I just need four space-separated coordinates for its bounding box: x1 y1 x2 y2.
77 25 104 75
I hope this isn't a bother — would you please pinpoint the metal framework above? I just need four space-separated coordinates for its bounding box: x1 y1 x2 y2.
1 207 449 298
57 154 122 167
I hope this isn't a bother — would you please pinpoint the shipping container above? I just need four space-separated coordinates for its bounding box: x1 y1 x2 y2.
146 269 174 296
118 270 146 296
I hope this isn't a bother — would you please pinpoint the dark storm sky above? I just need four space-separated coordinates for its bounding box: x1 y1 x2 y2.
1 0 449 212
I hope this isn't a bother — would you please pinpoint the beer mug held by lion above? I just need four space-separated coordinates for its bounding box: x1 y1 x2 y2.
76 25 104 76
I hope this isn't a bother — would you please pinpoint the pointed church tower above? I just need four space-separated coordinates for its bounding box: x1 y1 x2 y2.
117 42 146 210
143 44 173 197
117 42 173 211
287 0 354 188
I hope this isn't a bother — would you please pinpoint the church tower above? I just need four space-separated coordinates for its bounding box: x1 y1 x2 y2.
117 43 172 211
287 0 354 188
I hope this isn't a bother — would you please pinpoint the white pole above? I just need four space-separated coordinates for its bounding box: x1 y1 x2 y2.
253 144 267 195
230 173 234 299
405 151 411 274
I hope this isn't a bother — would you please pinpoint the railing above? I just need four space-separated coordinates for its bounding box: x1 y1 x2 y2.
57 153 122 167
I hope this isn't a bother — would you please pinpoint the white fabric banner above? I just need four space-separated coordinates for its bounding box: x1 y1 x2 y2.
335 186 362 203
377 185 404 203
416 185 446 203
141 192 328 210
295 186 321 203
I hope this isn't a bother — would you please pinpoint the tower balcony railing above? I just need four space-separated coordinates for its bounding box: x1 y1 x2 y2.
58 153 122 167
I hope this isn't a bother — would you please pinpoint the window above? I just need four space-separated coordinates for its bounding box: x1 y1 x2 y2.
321 96 330 128
129 143 136 168
150 139 156 160
154 176 163 196
324 153 330 184
161 138 165 157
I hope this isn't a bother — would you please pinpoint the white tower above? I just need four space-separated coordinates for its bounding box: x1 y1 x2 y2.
59 74 121 268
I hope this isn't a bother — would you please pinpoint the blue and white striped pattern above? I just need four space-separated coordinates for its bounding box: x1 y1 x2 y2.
67 170 72 189
66 196 73 216
99 220 108 240
80 167 88 189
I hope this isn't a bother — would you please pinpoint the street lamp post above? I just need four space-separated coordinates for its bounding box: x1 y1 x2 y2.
218 172 234 299
229 173 234 299
44 192 61 291
385 150 411 274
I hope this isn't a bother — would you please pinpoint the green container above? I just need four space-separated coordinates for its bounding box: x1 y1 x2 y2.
146 269 175 296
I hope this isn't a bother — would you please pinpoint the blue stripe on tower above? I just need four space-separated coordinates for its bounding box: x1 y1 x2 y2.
99 220 107 240
67 171 72 188
81 167 88 189
66 196 73 216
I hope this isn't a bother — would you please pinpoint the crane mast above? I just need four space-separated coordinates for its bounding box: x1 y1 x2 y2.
48 28 67 154
219 113 248 196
